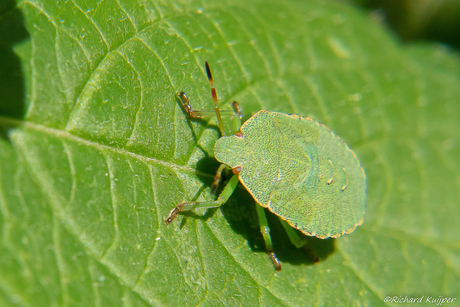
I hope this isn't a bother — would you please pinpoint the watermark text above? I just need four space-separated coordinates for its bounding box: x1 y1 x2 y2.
384 296 456 305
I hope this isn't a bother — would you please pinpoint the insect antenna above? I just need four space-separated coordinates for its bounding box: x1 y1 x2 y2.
205 61 225 136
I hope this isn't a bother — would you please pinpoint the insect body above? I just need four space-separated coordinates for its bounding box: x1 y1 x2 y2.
166 62 366 271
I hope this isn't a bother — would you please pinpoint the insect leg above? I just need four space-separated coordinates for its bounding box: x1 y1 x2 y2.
255 205 282 271
278 219 308 248
177 91 217 118
211 163 227 194
178 90 237 123
228 101 244 134
165 174 239 225
232 101 243 122
279 219 319 263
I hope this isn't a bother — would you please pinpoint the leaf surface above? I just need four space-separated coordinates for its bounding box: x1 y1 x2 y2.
0 0 459 306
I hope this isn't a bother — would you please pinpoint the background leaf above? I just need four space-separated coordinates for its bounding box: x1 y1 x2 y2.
339 0 460 49
0 0 459 306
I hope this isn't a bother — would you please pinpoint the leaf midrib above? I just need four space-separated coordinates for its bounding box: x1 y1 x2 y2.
0 116 195 171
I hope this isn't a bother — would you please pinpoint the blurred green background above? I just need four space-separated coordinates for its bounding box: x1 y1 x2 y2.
338 0 460 48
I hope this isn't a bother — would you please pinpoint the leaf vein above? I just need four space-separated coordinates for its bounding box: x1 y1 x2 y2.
115 49 145 148
69 0 110 50
99 153 119 260
202 221 289 305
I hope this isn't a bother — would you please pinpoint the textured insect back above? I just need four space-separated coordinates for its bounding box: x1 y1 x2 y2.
284 114 365 238
214 110 366 239
215 111 283 205
271 112 320 143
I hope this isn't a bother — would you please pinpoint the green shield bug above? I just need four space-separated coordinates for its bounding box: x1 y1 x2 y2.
166 62 366 271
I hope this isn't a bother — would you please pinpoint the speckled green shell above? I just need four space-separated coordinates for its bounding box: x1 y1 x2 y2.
214 110 366 238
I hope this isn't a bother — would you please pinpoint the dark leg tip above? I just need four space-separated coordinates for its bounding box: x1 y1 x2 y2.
269 252 282 272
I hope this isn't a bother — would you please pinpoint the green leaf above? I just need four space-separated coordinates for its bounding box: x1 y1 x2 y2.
1 0 459 306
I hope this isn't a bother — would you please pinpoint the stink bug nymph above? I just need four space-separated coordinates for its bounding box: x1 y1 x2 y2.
165 62 366 271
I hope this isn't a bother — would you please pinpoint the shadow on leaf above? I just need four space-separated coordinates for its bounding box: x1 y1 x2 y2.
0 1 28 141
219 171 336 268
179 153 337 268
